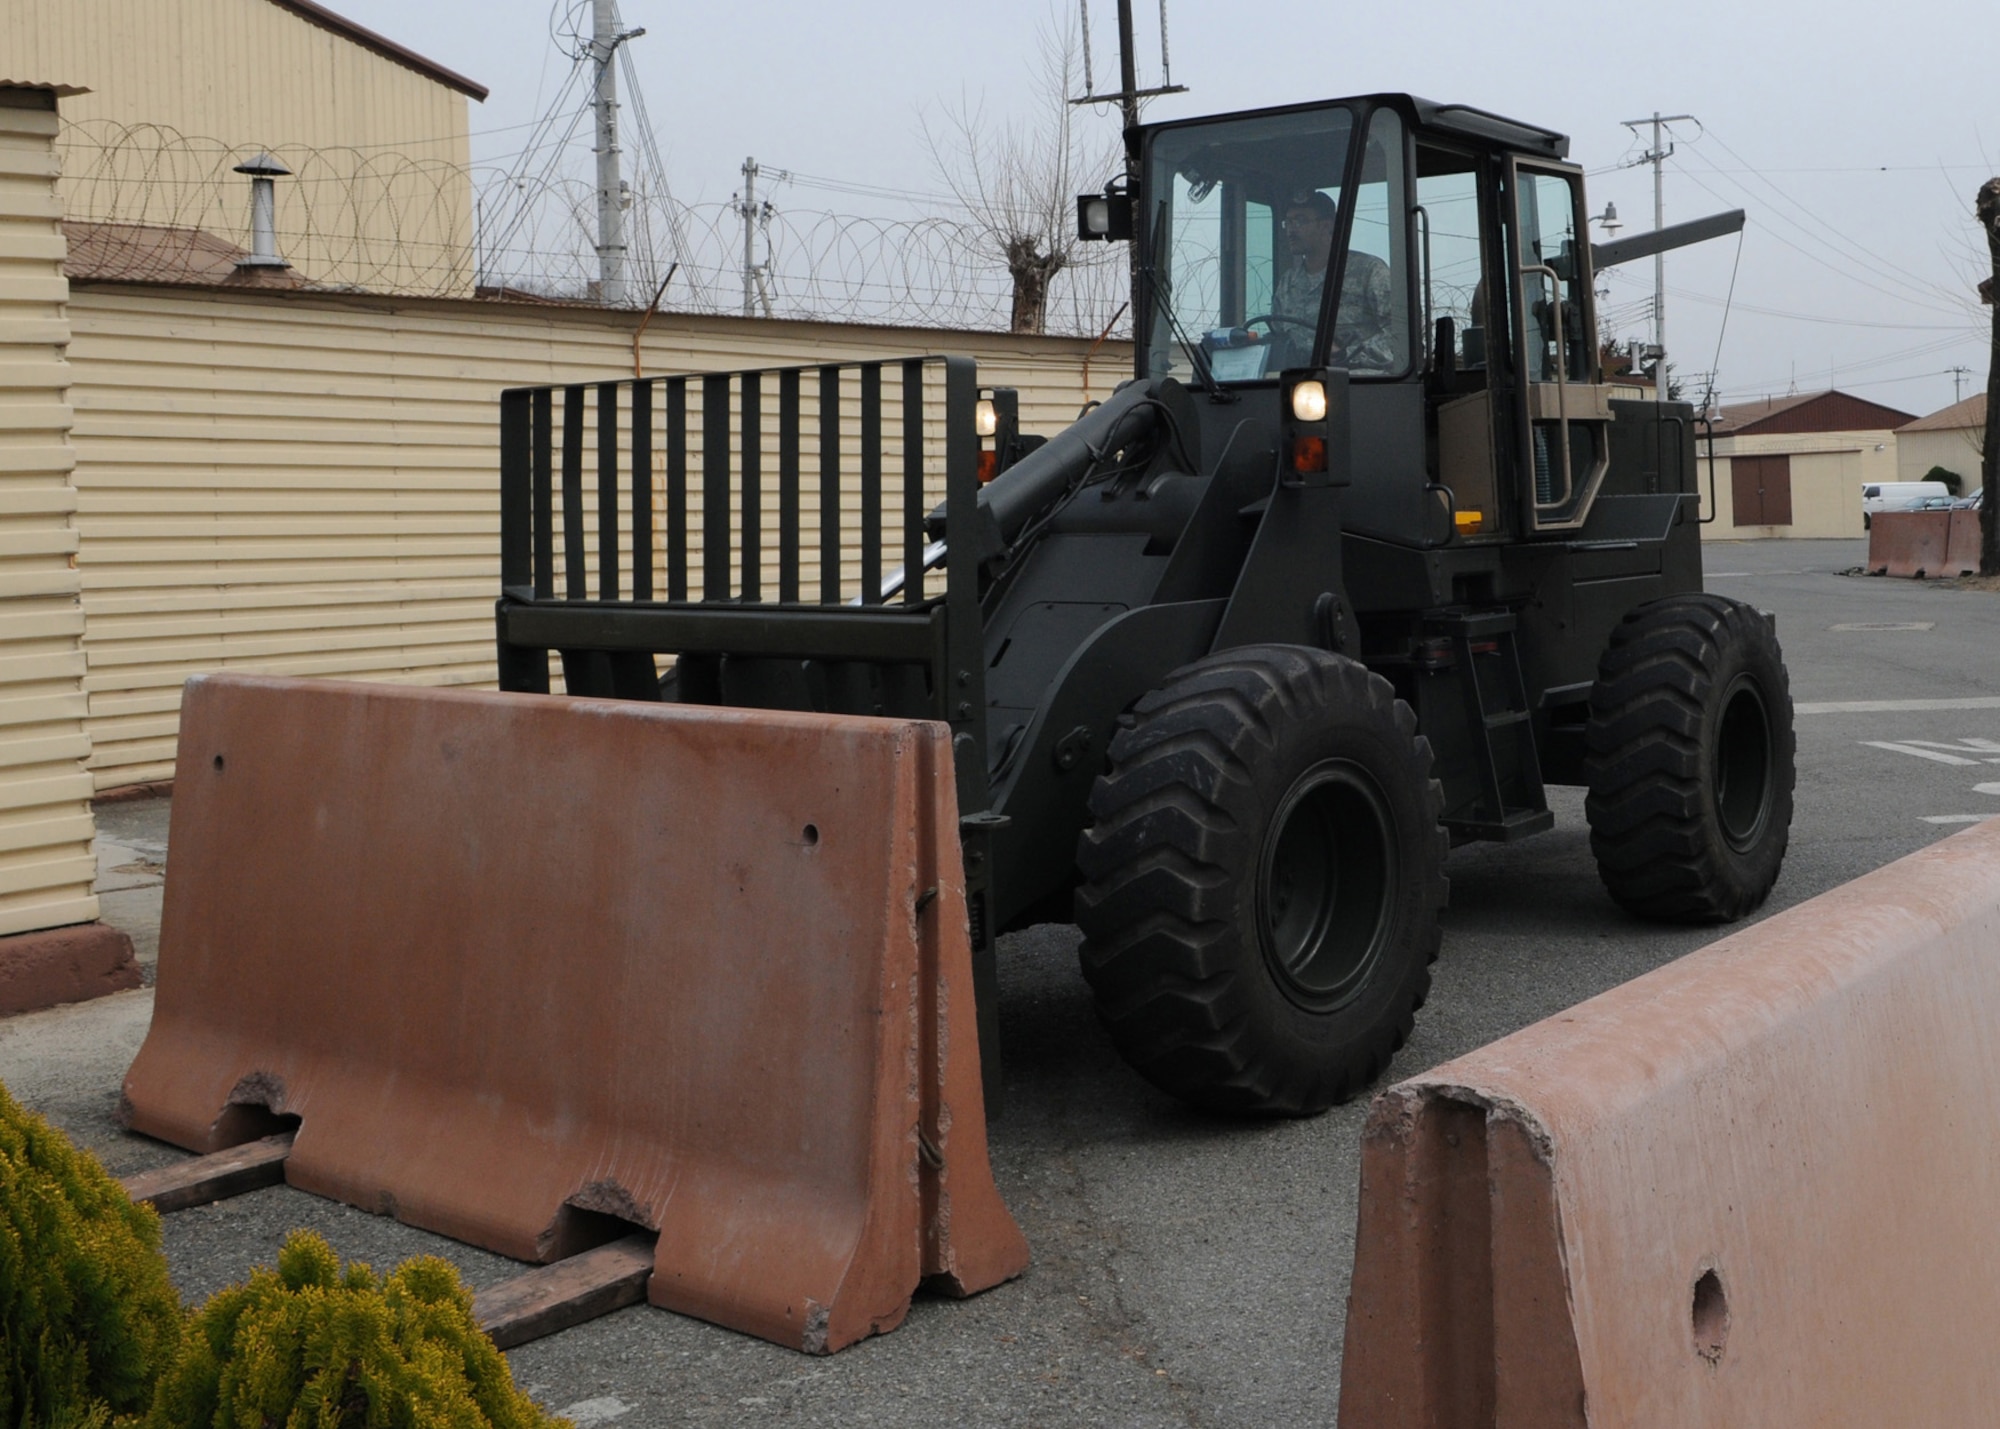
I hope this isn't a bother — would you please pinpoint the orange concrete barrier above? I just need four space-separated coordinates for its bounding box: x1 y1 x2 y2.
1943 506 1983 577
1339 817 2000 1427
122 674 1027 1353
1865 507 1954 577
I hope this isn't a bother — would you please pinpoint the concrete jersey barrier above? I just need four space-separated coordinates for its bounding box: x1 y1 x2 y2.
122 674 1029 1353
1339 816 2000 1426
1866 507 1965 578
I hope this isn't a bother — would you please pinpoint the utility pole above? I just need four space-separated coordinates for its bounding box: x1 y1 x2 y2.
732 160 768 318
738 158 762 318
1948 364 1972 403
1621 112 1696 406
590 0 645 306
1072 2 1186 309
1115 0 1142 155
1975 177 1999 575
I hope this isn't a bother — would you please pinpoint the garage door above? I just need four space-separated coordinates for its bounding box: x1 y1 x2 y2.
1730 454 1793 526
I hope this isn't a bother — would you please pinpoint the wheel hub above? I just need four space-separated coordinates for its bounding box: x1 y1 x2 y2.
1257 759 1397 1013
1714 674 1774 853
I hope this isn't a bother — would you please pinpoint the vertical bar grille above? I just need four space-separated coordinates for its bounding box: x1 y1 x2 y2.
596 382 619 601
561 386 586 600
498 359 963 614
630 380 653 600
531 389 554 601
779 369 801 603
666 378 688 601
819 365 841 605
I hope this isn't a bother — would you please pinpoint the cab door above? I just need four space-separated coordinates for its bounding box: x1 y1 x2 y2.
1507 161 1615 533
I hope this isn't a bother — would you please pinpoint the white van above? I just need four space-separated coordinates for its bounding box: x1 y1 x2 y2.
1862 481 1951 528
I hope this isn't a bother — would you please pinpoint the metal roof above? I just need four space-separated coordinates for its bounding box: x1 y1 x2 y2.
1899 393 1986 433
266 0 488 101
1706 390 1919 437
0 80 91 97
62 221 307 289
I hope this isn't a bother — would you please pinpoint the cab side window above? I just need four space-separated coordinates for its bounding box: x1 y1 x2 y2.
1414 148 1496 381
1515 170 1590 383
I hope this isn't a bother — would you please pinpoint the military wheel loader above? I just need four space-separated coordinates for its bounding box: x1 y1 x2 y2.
493 93 1794 1117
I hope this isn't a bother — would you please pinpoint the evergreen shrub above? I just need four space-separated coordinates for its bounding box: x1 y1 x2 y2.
0 1079 184 1427
143 1230 570 1429
3 1080 568 1428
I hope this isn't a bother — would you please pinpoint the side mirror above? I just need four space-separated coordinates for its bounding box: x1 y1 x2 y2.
1076 191 1133 242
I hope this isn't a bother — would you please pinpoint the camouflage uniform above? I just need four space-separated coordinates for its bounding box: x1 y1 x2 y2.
1272 251 1397 372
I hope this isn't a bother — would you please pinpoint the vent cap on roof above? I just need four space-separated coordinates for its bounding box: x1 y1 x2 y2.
230 153 292 269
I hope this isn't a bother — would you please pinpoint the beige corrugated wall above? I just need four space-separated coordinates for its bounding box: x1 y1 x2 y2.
64 282 1135 789
1700 430 1895 540
6 0 474 293
0 89 99 937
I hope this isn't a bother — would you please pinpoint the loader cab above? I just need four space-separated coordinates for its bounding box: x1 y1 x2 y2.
1131 94 1613 546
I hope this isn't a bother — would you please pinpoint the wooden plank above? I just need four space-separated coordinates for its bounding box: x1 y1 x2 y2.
118 1132 293 1213
472 1233 656 1351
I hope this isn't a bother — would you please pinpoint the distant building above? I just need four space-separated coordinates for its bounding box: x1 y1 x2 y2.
1697 391 1917 539
1895 394 1986 493
3 0 485 294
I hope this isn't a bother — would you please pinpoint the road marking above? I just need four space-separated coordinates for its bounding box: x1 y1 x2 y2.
1707 569 1816 577
1799 698 2000 714
557 1399 632 1426
1830 621 1934 631
1977 783 2000 797
1863 741 1981 766
1922 815 1994 825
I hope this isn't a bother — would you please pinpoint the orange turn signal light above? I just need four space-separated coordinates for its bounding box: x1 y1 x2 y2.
1291 436 1327 474
977 449 999 483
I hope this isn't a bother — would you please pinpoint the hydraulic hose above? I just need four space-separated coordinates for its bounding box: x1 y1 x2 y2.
926 378 1164 561
980 378 1161 545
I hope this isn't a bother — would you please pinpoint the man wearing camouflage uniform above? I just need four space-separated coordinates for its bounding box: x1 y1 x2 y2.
1272 189 1396 372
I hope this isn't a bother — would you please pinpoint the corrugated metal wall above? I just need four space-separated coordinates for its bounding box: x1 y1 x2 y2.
5 0 474 293
64 282 1135 789
0 89 100 937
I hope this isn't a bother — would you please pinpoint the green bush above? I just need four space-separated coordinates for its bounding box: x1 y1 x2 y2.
1925 465 1964 495
4 1082 567 1428
144 1231 570 1429
0 1079 185 1428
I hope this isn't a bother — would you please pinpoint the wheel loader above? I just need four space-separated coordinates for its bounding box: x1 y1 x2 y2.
492 92 1793 1117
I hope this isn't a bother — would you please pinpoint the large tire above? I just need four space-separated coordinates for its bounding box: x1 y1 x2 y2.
1584 594 1795 922
1073 646 1448 1116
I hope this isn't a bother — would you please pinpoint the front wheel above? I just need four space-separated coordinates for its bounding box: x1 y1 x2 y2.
1073 646 1448 1116
1584 594 1796 921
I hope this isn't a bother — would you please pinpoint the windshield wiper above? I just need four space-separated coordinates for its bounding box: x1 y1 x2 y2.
1143 200 1222 399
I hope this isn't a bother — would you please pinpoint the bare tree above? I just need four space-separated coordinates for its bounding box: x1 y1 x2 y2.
1979 177 2000 575
924 8 1122 335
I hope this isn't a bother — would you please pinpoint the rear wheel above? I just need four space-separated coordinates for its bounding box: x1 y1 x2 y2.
1073 646 1448 1116
1584 594 1795 921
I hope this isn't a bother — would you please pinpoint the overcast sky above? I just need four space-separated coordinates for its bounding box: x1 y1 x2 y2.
336 0 1994 418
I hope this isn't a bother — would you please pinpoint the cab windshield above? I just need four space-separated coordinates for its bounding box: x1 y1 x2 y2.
1143 105 1409 383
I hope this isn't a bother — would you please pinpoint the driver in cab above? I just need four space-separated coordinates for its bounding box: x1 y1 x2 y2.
1272 190 1395 372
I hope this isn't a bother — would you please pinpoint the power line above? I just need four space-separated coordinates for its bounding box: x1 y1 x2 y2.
1664 159 1970 320
1696 128 1967 307
1675 131 1968 315
1599 267 1973 330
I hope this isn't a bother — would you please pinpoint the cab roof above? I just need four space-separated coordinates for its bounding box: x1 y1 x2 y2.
1137 93 1570 161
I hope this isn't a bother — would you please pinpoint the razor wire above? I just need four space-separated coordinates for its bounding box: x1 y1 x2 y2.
54 120 1132 339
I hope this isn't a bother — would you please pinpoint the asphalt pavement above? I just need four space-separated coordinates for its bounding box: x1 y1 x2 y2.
5 536 1997 1427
